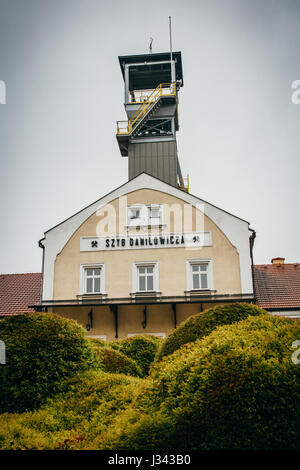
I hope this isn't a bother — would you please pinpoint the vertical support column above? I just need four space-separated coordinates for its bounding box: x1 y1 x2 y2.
110 305 119 339
172 303 177 329
141 305 147 329
171 60 176 83
124 65 129 105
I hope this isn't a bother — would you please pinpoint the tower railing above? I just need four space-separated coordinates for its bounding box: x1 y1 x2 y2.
178 174 190 193
117 82 176 135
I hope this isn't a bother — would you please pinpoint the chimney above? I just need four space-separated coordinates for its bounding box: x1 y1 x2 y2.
271 257 285 265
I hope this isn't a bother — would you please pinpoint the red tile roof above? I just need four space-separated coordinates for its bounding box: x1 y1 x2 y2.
253 263 300 310
0 273 42 316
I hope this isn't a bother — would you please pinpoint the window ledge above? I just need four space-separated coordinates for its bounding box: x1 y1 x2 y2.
77 293 107 300
130 291 161 298
125 224 166 230
185 290 216 296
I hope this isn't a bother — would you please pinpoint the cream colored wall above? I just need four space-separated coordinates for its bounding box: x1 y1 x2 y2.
53 188 242 300
52 302 217 341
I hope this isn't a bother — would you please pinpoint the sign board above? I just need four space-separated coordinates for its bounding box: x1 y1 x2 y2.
80 232 212 252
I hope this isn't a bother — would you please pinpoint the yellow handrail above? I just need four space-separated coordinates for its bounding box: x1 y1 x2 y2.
117 82 176 135
178 174 189 193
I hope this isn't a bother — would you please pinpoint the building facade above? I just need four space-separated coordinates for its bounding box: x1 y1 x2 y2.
35 51 256 340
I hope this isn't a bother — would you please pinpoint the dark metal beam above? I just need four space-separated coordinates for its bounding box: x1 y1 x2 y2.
141 305 147 329
86 308 93 331
171 302 177 329
109 305 119 338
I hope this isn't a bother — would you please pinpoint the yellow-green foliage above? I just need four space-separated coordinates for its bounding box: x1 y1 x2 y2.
1 312 299 450
156 303 266 361
91 345 143 377
111 335 162 377
0 371 142 450
0 313 96 413
98 314 300 450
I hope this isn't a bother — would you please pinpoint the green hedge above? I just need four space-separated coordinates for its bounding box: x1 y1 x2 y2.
0 371 141 449
0 313 96 413
156 303 266 361
111 335 162 377
99 314 300 450
92 346 143 377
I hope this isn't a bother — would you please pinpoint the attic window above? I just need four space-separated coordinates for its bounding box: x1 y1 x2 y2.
129 208 141 220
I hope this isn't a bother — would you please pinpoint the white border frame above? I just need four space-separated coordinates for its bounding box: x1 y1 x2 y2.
132 261 159 293
80 263 106 295
186 259 214 292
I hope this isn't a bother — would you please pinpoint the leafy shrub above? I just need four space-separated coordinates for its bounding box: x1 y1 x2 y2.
0 371 141 449
87 338 106 349
0 313 96 413
93 346 143 377
100 314 300 450
156 303 265 361
111 335 162 377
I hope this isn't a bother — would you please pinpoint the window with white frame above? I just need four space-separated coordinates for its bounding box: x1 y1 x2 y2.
127 205 163 228
148 204 162 226
81 264 105 295
187 261 212 291
127 205 144 227
133 262 159 293
128 206 141 220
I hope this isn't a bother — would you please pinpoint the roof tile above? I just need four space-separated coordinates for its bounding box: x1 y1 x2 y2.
0 273 42 315
253 263 300 309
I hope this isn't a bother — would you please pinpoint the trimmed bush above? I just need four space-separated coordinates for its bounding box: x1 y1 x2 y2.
156 303 266 361
100 314 300 450
0 371 141 449
111 335 162 377
0 313 96 413
87 338 106 349
93 346 143 377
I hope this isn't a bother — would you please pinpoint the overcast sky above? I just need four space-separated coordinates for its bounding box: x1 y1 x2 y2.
0 0 299 273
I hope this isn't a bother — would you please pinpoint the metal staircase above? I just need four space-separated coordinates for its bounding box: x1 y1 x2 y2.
117 82 176 137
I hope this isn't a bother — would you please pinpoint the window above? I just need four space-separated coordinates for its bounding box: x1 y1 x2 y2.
80 264 105 295
129 206 141 220
148 205 162 226
192 263 208 289
127 205 163 228
187 260 212 291
133 262 159 293
85 267 101 293
138 265 154 291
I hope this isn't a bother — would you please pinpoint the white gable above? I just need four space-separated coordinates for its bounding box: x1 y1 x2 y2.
41 173 253 300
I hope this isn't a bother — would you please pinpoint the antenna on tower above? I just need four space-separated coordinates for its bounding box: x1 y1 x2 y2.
149 37 153 54
169 16 173 62
169 16 175 83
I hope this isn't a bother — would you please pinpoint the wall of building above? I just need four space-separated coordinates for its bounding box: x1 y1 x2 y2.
52 302 218 341
53 188 242 300
41 174 253 301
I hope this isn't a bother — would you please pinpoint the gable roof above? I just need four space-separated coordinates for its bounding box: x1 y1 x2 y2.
41 172 254 300
43 172 250 236
253 263 300 310
0 273 42 316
